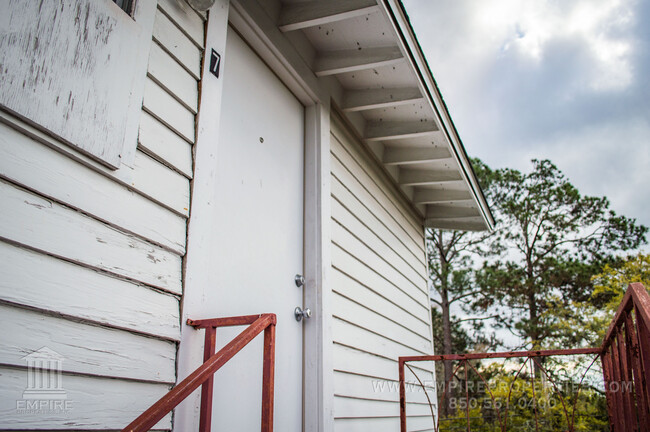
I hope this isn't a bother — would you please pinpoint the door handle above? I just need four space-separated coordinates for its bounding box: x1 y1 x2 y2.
294 307 311 321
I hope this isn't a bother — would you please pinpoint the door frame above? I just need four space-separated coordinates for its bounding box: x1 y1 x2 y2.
182 1 334 431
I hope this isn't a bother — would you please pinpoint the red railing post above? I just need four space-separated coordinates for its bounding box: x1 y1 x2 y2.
199 326 216 432
602 349 618 431
399 359 406 432
617 324 638 431
625 309 649 430
261 319 276 432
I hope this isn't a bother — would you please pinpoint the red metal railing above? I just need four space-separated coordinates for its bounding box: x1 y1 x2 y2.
601 282 650 431
399 283 650 432
121 313 276 432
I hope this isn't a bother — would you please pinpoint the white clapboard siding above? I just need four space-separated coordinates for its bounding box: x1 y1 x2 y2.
334 372 433 405
158 0 205 47
332 245 429 320
0 367 172 430
331 154 424 261
332 197 427 287
333 221 428 308
139 110 194 178
333 292 431 353
0 122 186 255
132 149 191 217
0 180 183 294
331 118 435 429
332 268 429 337
332 174 425 269
143 77 196 144
0 304 176 383
335 416 434 432
148 42 199 114
331 127 424 250
152 7 202 79
0 242 180 341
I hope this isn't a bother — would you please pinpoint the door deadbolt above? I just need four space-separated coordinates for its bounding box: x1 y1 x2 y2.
295 274 305 287
295 307 311 321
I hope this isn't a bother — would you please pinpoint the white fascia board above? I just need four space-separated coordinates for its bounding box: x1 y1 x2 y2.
378 0 495 231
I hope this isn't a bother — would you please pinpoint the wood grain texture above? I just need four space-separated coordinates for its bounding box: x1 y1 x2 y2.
138 110 194 178
0 304 176 383
143 77 196 144
0 0 152 168
0 367 172 429
0 242 180 341
0 180 183 294
0 122 187 255
131 149 191 217
157 0 205 47
147 42 199 113
152 7 202 79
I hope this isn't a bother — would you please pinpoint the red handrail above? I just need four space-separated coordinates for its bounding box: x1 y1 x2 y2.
121 313 276 432
601 282 650 431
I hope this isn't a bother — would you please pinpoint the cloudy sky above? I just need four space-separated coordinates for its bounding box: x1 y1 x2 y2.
403 0 650 239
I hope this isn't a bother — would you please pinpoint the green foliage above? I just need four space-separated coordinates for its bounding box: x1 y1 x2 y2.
472 159 647 349
438 360 608 432
591 253 650 312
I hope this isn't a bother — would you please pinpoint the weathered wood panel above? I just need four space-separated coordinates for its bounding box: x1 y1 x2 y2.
158 0 205 47
148 42 199 113
152 7 202 79
0 367 172 430
0 304 176 383
0 0 154 169
132 149 191 217
138 110 194 178
0 242 180 341
143 77 196 144
0 180 183 294
0 122 187 254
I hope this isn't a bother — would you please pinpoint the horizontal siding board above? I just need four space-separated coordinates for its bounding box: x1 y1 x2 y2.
143 77 196 144
332 174 425 268
332 245 429 323
0 122 186 255
157 0 205 48
332 268 429 337
132 149 191 217
331 154 424 260
332 221 429 311
331 129 424 247
0 367 172 429
333 344 434 385
0 242 180 341
333 292 431 353
334 371 434 405
334 396 432 418
0 180 183 294
332 197 427 288
335 416 434 432
152 8 202 79
333 317 427 358
138 110 194 179
0 304 176 383
147 42 199 113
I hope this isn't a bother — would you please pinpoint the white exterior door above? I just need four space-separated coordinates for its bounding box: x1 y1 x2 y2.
209 28 304 430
